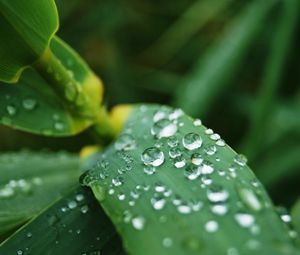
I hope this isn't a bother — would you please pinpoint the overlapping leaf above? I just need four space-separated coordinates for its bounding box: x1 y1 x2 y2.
0 151 79 237
0 186 124 255
0 0 58 83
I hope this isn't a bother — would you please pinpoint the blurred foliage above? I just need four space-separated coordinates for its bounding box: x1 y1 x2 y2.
1 0 300 209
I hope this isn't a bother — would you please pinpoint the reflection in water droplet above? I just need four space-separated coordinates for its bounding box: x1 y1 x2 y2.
182 133 202 150
173 156 186 168
151 119 177 138
169 147 182 159
167 136 179 147
132 216 146 230
141 147 164 166
200 160 214 174
112 176 124 187
191 153 203 165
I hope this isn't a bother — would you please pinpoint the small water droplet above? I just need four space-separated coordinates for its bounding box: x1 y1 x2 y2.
141 147 164 166
169 147 182 159
234 154 247 166
207 185 229 203
112 176 124 187
151 119 177 138
200 160 214 174
193 118 202 126
177 203 192 214
162 237 173 248
118 193 126 201
185 164 200 180
237 187 262 211
167 136 179 147
216 139 226 147
211 204 228 215
132 216 146 230
151 195 166 210
6 105 17 116
182 133 202 150
191 153 203 165
205 220 219 233
22 98 37 110
234 212 255 228
81 205 89 214
54 122 65 131
204 144 217 156
173 156 186 168
144 165 156 175
115 134 136 151
26 232 32 238
68 201 77 209
75 194 85 202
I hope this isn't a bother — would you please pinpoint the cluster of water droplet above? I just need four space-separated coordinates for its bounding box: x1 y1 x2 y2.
80 105 296 253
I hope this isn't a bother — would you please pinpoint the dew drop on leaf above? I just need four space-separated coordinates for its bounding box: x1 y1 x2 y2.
151 119 177 138
182 133 202 150
6 105 17 116
141 147 164 166
132 216 146 230
205 220 219 233
115 134 136 151
234 212 255 228
22 98 37 110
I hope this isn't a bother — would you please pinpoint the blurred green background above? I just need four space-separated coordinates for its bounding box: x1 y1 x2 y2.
1 0 299 208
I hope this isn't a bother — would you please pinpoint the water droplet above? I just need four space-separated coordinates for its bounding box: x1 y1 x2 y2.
151 119 177 138
184 164 200 180
6 105 17 115
205 220 219 233
162 237 173 248
141 147 164 166
132 216 145 230
182 133 202 150
144 165 156 175
216 139 226 147
54 122 65 131
75 194 85 202
205 128 213 135
22 98 37 110
207 185 229 203
191 153 203 165
193 118 202 126
118 193 126 201
211 204 228 215
234 154 247 166
151 195 166 210
68 201 77 209
169 108 183 120
115 134 136 151
26 232 32 238
169 147 182 159
204 144 217 155
177 203 192 214
210 133 220 140
200 160 214 174
167 136 179 147
234 212 255 228
173 156 186 168
112 176 124 187
237 187 262 211
155 182 166 192
17 249 23 255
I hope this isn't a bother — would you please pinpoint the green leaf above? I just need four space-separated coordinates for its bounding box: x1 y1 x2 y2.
81 105 299 255
0 151 79 236
0 36 103 136
173 0 278 117
0 186 124 255
0 0 58 83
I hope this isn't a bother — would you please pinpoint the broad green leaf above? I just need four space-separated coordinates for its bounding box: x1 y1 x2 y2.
0 186 124 255
0 36 103 136
0 151 79 236
81 105 299 255
173 0 278 117
0 0 58 83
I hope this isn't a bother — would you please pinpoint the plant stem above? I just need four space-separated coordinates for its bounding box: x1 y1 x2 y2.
33 49 116 142
241 0 299 161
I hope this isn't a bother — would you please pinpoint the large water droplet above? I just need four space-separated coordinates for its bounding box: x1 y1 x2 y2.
141 147 164 166
182 133 202 150
115 134 136 151
151 119 177 138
